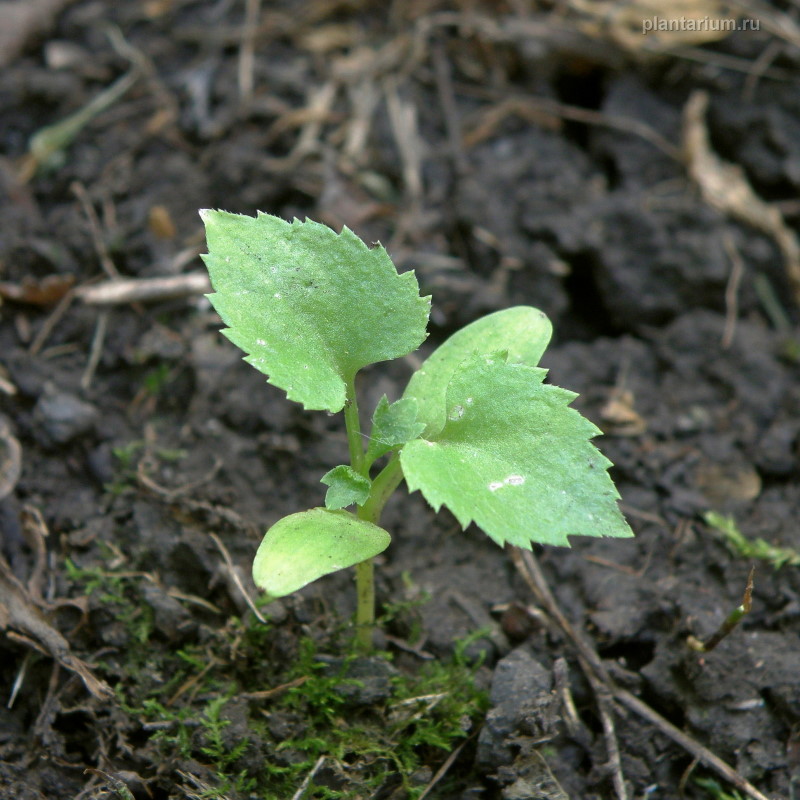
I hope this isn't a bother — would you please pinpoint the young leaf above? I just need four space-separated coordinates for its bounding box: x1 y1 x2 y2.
252 508 391 598
400 354 633 548
403 306 552 437
321 465 372 510
201 211 430 412
366 395 426 463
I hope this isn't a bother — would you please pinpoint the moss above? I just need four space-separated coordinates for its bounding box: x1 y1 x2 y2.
66 564 487 797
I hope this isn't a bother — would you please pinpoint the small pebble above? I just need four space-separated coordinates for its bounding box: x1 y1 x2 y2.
34 382 98 444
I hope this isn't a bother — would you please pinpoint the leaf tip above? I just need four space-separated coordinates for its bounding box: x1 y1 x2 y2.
199 208 220 227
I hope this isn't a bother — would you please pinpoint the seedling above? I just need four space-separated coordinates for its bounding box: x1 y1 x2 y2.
201 211 633 647
705 510 800 569
686 566 754 653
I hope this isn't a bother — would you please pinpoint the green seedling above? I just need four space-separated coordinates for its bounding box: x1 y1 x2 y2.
201 211 633 647
705 511 800 569
694 775 746 800
686 566 754 653
21 70 139 180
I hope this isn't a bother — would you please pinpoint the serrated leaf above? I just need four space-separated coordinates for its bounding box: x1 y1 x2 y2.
366 395 426 463
201 210 430 412
252 508 391 598
403 306 552 437
400 354 633 548
321 465 372 510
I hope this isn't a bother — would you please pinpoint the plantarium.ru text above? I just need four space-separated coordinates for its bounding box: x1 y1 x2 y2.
200 210 633 647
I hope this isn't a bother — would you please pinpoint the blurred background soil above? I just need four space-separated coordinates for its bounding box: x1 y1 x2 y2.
1 1 800 798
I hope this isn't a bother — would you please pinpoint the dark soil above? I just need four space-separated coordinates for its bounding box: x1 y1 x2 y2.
1 2 800 799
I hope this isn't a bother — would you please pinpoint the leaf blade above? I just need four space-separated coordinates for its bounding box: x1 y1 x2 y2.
201 211 430 412
366 395 426 463
252 508 391 597
400 354 633 548
321 465 372 510
403 306 552 437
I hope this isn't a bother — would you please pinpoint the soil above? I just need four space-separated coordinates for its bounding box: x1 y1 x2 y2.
1 2 800 799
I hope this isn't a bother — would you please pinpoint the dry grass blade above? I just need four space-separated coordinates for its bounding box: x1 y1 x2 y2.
417 734 473 800
0 554 112 700
510 547 772 800
71 181 119 279
177 769 233 800
265 81 338 171
508 548 627 799
571 0 744 52
414 10 625 70
81 309 109 391
729 0 800 48
649 44 796 82
239 675 308 701
28 288 77 356
238 0 262 108
614 687 771 800
290 756 325 800
0 417 22 502
209 533 267 624
385 76 424 204
464 95 681 161
721 233 745 349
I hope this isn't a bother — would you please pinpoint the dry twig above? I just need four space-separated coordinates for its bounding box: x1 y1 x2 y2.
81 309 109 391
29 288 76 355
290 756 326 800
239 676 308 701
0 553 112 700
385 76 424 204
432 40 467 177
71 182 119 279
509 548 627 799
0 417 22 502
76 271 210 305
464 94 681 160
683 90 800 307
209 533 267 625
510 547 772 800
418 734 473 800
238 0 262 108
721 233 745 349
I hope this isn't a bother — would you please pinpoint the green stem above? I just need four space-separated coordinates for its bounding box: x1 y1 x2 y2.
354 560 375 650
344 376 365 474
353 456 405 650
341 376 407 649
360 455 404 523
342 374 372 649
687 566 754 653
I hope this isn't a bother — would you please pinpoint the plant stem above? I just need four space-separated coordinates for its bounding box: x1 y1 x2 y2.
354 560 375 650
353 456 405 650
343 376 364 474
686 566 755 653
342 377 407 649
342 374 373 649
360 456 404 523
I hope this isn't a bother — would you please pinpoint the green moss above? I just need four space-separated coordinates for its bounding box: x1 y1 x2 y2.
65 558 154 644
138 625 483 796
68 562 487 797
